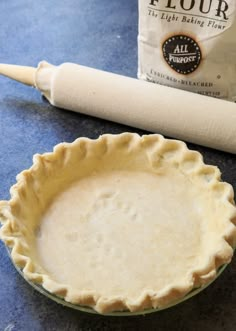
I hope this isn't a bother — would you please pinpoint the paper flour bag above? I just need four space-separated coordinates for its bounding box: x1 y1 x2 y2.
138 0 236 101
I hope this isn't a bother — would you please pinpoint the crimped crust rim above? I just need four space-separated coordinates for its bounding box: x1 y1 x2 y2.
0 133 236 314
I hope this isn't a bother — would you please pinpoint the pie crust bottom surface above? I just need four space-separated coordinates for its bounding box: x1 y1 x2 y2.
38 170 202 298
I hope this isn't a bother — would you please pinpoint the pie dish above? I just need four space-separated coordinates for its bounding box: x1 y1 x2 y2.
0 133 236 314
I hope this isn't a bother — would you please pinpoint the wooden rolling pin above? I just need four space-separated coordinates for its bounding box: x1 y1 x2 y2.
0 61 236 153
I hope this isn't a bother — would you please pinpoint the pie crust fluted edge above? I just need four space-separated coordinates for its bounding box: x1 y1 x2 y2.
0 133 236 314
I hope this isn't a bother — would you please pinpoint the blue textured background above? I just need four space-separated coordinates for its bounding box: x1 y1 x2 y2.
0 1 236 330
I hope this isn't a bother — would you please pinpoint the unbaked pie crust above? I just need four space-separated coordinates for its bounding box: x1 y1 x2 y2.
0 133 236 313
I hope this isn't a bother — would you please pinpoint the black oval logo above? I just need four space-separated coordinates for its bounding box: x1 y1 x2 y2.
162 35 201 75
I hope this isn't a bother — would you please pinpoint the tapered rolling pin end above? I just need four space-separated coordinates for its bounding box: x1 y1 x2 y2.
0 64 36 86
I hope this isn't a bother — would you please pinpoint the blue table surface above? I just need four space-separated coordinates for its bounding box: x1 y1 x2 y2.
0 1 236 330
